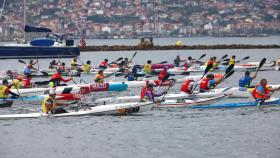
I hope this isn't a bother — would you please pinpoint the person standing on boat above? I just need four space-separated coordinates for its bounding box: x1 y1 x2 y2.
158 66 170 81
23 74 33 88
99 59 109 70
11 75 23 89
49 69 72 87
42 89 67 114
239 71 257 88
199 74 222 92
0 79 20 99
181 79 195 94
83 60 91 73
229 55 235 65
94 70 105 83
143 60 152 74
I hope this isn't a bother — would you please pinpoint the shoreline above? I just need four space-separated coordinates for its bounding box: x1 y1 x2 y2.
80 44 280 51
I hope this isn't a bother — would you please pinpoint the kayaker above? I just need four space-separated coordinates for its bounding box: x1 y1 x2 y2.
58 62 66 72
174 55 181 67
125 66 141 81
83 60 91 73
70 58 79 70
251 79 280 102
229 55 235 65
99 59 109 70
94 70 105 83
143 60 152 74
23 74 33 88
140 80 165 102
49 60 60 69
183 56 194 70
11 75 23 89
49 69 72 87
199 74 222 92
158 66 170 81
42 89 67 114
28 60 38 69
0 79 20 99
180 79 195 94
239 71 257 88
23 64 33 76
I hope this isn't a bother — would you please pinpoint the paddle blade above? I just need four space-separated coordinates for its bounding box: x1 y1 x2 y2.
40 71 49 76
159 61 168 64
115 73 125 77
223 59 230 62
116 57 123 62
132 51 137 58
225 70 235 79
18 59 26 64
242 56 250 60
257 58 266 71
220 55 228 61
204 63 213 74
226 64 234 74
196 54 206 61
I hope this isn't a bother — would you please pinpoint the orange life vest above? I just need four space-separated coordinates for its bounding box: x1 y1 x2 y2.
180 80 193 93
252 85 269 99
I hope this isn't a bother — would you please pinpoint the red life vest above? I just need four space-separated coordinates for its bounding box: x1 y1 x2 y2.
99 61 107 67
199 78 210 90
252 84 269 99
51 73 61 80
180 80 193 93
158 70 167 81
23 78 31 88
207 60 214 65
140 87 148 100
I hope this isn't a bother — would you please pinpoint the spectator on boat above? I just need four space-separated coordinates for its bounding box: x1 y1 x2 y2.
23 74 33 88
180 79 195 94
143 60 152 74
158 66 170 81
49 69 72 87
0 79 20 99
42 89 67 114
83 60 91 73
199 74 222 92
239 71 257 88
11 75 23 89
99 59 109 70
229 55 235 65
94 70 105 83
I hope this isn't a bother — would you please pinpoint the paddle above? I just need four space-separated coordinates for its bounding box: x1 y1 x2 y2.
159 79 176 102
190 63 213 93
217 55 228 63
255 58 266 75
109 57 124 65
129 51 137 63
258 87 280 106
195 54 206 61
236 56 250 63
18 60 49 76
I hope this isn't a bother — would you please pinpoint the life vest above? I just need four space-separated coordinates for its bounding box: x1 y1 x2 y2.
42 96 56 114
83 64 91 73
206 60 214 66
70 60 78 69
11 79 23 89
49 73 61 87
181 80 193 93
229 57 235 65
199 78 214 91
252 85 269 99
143 64 152 74
99 61 107 67
95 75 104 83
58 65 65 71
23 78 31 88
24 66 31 74
0 86 8 98
158 70 168 81
140 87 154 101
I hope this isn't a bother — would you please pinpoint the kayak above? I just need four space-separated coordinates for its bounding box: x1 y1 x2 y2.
10 82 128 97
94 87 252 104
0 101 154 119
155 94 229 108
190 97 280 109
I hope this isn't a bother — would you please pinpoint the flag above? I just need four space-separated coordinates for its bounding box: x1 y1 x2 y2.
80 34 86 48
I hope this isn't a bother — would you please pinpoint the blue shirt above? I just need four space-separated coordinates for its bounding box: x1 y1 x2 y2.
239 76 253 87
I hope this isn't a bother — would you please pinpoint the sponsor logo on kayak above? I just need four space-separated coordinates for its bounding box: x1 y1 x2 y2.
90 83 109 91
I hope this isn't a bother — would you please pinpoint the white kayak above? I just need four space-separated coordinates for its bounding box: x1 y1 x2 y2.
0 101 154 119
155 94 229 108
93 87 249 104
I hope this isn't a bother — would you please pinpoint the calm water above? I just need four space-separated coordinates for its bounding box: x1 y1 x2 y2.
0 47 280 158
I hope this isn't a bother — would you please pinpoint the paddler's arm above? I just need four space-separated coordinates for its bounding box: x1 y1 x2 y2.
252 73 257 79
